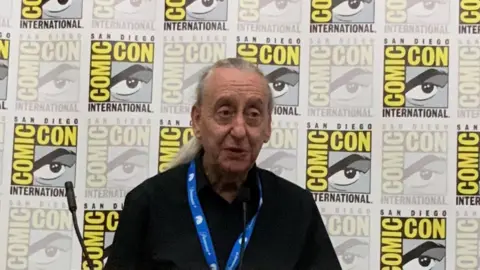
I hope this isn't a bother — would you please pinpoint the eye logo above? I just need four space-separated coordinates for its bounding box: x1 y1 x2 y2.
305 124 372 204
382 39 450 118
327 154 371 192
335 239 369 270
33 148 77 186
258 151 296 178
265 67 299 100
404 69 448 106
20 0 83 29
164 0 228 31
310 0 375 33
110 65 153 102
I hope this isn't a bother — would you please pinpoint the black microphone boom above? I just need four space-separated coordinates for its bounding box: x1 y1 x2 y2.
65 181 95 270
238 187 251 270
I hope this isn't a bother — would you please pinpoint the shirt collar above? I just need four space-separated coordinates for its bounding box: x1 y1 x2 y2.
193 150 259 194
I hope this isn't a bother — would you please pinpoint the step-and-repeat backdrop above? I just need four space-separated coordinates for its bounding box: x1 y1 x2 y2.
0 0 479 269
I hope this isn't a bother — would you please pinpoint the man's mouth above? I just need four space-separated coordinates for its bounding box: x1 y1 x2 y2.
225 147 246 153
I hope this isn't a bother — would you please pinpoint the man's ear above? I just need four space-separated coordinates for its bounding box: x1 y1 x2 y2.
191 105 201 139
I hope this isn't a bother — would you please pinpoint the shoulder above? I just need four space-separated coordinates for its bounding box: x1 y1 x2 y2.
258 168 313 204
125 163 189 202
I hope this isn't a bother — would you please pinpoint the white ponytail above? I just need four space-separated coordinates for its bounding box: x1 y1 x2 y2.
166 137 202 170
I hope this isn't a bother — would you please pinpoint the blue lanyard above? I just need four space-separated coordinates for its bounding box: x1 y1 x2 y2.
187 160 263 270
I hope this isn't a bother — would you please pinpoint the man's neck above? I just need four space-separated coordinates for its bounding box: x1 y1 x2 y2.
202 156 249 203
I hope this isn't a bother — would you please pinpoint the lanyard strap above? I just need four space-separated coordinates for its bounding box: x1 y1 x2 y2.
187 160 263 270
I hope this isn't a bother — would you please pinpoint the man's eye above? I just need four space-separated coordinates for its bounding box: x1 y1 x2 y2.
219 110 231 117
249 111 260 117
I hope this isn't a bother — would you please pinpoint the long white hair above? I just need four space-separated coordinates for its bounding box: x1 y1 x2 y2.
165 58 274 170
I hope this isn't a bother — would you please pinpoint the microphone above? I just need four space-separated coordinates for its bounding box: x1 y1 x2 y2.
65 181 95 270
237 187 251 270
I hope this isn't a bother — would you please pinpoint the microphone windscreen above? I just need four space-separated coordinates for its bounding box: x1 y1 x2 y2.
65 181 74 190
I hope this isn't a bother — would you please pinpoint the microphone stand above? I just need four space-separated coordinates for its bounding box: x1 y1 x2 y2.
65 181 95 270
238 187 250 270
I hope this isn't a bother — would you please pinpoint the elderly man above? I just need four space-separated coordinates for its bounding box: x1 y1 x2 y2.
104 58 341 270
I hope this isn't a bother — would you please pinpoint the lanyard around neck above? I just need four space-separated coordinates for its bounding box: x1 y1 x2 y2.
186 160 263 270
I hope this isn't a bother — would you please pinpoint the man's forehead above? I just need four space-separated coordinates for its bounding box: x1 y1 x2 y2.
209 67 265 83
204 68 267 93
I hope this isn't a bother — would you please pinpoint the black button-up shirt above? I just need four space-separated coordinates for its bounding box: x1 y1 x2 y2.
104 154 341 270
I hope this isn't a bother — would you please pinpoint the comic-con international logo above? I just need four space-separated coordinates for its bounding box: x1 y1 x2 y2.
5 200 73 270
457 39 480 118
308 37 373 118
0 32 10 110
380 209 447 270
10 116 78 197
161 35 227 115
20 0 83 29
456 209 480 269
456 124 480 206
88 34 155 113
92 0 157 30
85 117 150 199
237 0 301 33
384 0 449 34
383 38 450 119
158 119 193 173
164 0 228 31
321 207 370 270
306 122 372 204
0 0 12 27
257 121 297 182
309 0 375 33
16 32 82 113
381 123 448 205
82 202 122 269
459 0 480 34
236 36 301 116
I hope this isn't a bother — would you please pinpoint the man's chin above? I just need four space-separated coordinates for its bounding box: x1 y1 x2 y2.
219 160 252 174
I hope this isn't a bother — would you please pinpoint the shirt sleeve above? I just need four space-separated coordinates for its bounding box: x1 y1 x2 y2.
294 192 342 270
103 184 150 270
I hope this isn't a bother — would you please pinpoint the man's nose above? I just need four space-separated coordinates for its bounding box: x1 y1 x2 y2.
230 114 246 138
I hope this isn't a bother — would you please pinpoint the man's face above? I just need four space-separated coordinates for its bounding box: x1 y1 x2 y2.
192 67 272 174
